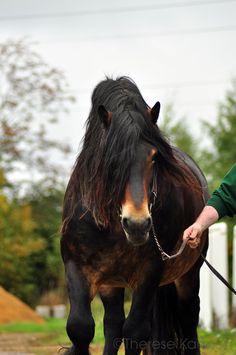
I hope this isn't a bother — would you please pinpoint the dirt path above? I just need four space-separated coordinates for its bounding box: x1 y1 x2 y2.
0 333 219 355
0 334 102 355
0 333 57 355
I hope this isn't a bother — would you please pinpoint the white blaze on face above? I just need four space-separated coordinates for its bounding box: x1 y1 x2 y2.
120 145 157 245
121 186 150 223
121 147 157 223
120 145 157 241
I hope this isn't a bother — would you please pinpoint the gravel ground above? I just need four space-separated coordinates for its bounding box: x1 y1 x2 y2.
0 334 102 355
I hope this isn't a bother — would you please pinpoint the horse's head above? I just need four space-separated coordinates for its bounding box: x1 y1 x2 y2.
120 142 157 246
97 96 161 246
73 77 187 239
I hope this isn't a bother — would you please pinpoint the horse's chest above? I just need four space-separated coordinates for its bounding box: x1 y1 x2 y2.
78 238 155 293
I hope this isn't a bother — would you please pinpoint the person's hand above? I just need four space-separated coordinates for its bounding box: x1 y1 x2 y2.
183 222 204 249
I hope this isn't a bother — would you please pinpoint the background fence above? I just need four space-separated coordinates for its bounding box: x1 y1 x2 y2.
199 223 236 330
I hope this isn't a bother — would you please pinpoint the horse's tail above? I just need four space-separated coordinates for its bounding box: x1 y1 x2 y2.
144 283 183 355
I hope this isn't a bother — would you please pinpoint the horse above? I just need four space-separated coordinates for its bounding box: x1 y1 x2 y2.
61 76 208 355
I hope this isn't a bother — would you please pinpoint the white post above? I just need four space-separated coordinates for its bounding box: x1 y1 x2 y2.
199 259 212 330
233 226 236 310
210 222 229 329
200 222 229 329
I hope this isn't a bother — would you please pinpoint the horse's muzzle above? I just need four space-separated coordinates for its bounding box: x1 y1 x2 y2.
121 217 151 246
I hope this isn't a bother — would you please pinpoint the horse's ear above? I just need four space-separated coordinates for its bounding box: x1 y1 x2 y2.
98 105 112 127
150 101 161 124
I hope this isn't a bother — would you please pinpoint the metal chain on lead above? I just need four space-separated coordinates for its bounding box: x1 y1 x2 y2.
151 221 171 261
150 190 188 261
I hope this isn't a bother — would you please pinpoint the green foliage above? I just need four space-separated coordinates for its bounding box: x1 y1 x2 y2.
23 186 65 299
200 79 236 314
0 180 65 305
0 39 74 305
0 182 45 303
0 171 64 306
201 80 236 192
160 103 198 161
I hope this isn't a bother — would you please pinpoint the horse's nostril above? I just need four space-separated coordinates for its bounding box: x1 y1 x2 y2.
122 217 129 230
122 217 135 232
122 217 151 233
143 217 151 231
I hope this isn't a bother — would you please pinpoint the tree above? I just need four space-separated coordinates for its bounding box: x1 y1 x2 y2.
0 171 46 304
0 38 74 194
201 80 236 191
160 103 198 161
23 185 65 302
0 39 75 304
201 80 236 316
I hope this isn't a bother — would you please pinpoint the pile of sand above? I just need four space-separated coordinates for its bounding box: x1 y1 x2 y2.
0 287 44 324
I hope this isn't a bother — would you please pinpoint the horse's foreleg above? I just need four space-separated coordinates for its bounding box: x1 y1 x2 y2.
123 278 157 355
65 260 95 355
100 287 125 355
175 260 203 355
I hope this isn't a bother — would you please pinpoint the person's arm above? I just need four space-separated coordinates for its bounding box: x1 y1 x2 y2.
183 206 219 248
206 164 236 218
183 164 236 248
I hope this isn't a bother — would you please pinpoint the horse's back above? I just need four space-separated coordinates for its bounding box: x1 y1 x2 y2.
173 147 209 201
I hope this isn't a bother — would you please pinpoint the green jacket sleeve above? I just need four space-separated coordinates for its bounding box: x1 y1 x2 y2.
207 164 236 219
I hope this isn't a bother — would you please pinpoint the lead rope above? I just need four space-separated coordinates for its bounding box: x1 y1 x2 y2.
150 183 236 295
201 253 236 295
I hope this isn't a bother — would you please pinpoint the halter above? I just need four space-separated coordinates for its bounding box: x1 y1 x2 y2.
150 170 188 261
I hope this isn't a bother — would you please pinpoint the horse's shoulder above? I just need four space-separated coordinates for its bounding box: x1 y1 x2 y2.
173 147 209 200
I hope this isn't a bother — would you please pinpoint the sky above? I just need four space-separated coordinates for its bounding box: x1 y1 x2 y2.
0 0 236 170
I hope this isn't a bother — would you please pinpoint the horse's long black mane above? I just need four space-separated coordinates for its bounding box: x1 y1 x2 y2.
65 77 195 228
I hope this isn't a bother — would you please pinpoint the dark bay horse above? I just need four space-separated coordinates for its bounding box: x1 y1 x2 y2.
61 77 208 355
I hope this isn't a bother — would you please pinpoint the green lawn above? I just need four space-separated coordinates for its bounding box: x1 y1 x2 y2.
199 328 236 355
0 297 235 354
0 298 105 345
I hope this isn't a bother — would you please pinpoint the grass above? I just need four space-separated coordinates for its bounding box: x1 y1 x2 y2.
0 297 106 345
0 318 66 333
199 328 236 355
0 297 236 354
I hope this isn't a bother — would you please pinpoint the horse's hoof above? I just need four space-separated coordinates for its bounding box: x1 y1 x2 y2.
60 345 90 355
